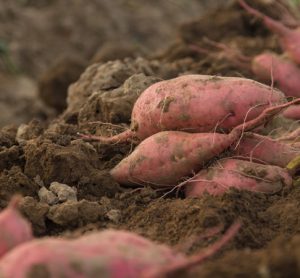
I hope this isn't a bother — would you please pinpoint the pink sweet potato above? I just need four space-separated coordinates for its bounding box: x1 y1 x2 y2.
239 0 300 65
0 223 240 278
191 42 300 98
0 196 33 258
232 132 300 167
111 99 300 187
80 74 285 143
282 105 300 120
251 52 300 98
184 158 292 197
110 131 235 186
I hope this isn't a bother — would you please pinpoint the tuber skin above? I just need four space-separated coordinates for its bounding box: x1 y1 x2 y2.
110 99 300 187
184 158 292 197
110 131 236 186
239 0 300 65
0 223 240 278
232 132 300 167
282 105 300 120
251 52 300 98
0 196 33 258
79 74 285 143
191 41 300 98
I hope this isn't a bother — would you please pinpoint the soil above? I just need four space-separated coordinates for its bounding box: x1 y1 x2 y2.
1 0 300 277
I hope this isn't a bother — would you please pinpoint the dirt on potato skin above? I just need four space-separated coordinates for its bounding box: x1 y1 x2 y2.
1 1 300 277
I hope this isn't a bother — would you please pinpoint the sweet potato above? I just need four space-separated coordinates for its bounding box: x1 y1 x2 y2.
191 41 300 98
239 0 300 64
111 99 300 187
282 105 300 120
79 74 285 143
110 131 236 186
0 196 33 258
232 132 300 167
251 52 300 98
0 224 240 278
184 158 292 197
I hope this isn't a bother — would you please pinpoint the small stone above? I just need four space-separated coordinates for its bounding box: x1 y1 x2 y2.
106 209 121 223
49 181 77 202
16 124 29 144
38 186 58 205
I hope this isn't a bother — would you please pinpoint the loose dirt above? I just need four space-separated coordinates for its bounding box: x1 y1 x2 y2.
1 1 300 277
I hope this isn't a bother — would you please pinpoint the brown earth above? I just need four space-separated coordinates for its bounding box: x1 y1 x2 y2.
1 0 300 277
1 0 225 127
